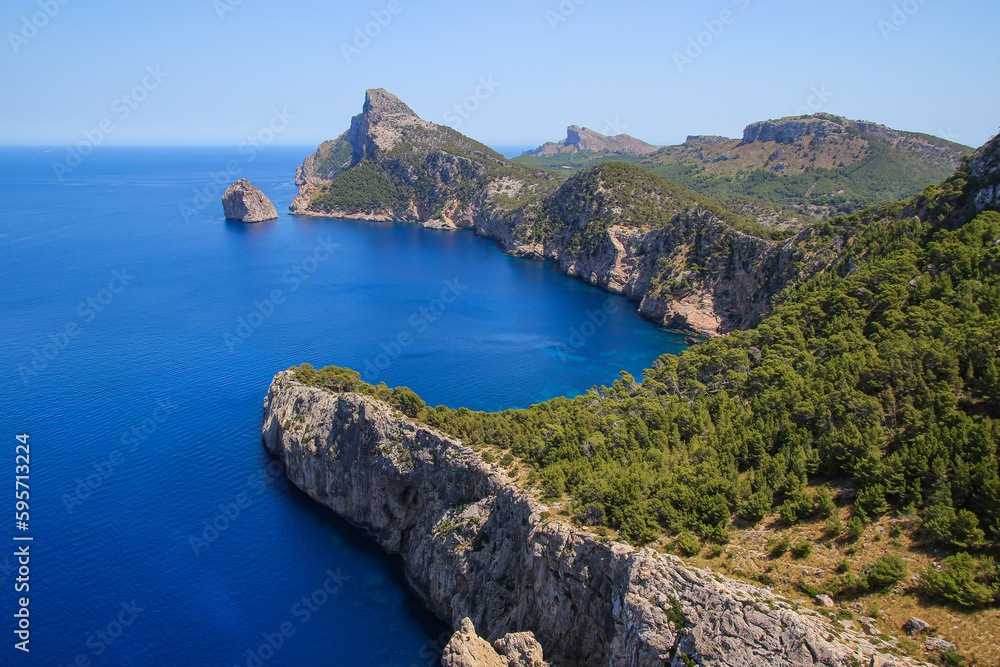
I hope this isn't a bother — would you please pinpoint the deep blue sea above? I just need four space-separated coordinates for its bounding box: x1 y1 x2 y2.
0 146 686 666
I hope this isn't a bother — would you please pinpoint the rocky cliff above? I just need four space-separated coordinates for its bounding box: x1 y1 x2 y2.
222 179 277 222
262 371 926 667
522 125 661 157
737 114 962 160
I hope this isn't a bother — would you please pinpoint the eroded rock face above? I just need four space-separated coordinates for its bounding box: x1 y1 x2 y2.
738 113 924 148
222 179 277 222
739 117 842 146
262 372 930 667
442 618 548 667
443 618 508 667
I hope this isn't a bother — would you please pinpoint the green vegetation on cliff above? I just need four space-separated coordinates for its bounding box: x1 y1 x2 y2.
292 150 1000 609
541 162 790 248
301 92 561 216
310 160 411 213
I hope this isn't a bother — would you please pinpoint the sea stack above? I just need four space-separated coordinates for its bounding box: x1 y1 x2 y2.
222 179 278 222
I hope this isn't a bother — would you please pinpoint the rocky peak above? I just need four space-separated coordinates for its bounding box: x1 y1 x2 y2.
564 124 586 145
738 116 844 147
346 88 434 161
361 88 419 124
442 618 548 667
524 126 660 157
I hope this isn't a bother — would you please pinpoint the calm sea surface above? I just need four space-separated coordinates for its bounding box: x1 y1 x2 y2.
0 146 686 665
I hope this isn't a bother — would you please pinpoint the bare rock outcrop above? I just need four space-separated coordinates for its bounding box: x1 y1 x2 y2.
222 179 277 222
523 125 661 157
442 618 547 667
739 113 934 149
262 372 929 667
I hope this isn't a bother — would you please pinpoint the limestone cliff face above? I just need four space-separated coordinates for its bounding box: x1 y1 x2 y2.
738 113 963 162
739 117 845 147
482 208 833 337
222 179 277 222
262 372 925 667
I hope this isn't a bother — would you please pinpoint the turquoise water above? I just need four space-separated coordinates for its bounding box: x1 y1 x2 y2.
0 146 686 665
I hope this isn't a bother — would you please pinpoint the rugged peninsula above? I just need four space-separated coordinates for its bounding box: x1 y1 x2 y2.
270 126 1000 663
263 369 927 667
288 89 972 337
222 178 278 222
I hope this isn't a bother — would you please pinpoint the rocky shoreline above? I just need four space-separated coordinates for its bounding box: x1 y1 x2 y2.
262 371 926 666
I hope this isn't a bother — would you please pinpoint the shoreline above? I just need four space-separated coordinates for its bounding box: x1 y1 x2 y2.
288 208 715 341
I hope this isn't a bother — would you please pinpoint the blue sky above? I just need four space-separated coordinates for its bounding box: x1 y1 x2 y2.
2 0 998 149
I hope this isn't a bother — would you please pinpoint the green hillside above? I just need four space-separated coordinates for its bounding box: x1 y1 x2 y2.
515 115 972 220
295 139 1000 611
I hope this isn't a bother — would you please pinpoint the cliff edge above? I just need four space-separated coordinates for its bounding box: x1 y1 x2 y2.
262 370 925 667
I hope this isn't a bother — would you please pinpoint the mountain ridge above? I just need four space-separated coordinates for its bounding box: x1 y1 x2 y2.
516 112 972 220
522 125 661 158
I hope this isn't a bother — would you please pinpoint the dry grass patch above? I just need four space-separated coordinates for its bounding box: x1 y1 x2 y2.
684 507 1000 666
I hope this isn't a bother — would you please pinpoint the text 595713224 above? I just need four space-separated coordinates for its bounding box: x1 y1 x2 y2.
13 433 32 654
